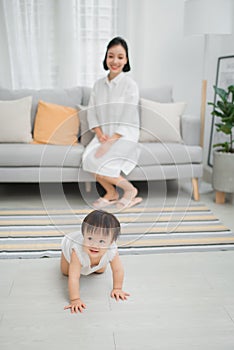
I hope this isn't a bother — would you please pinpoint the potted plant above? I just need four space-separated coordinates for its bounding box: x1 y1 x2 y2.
208 85 234 203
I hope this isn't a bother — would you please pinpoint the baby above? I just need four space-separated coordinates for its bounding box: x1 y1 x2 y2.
61 209 129 313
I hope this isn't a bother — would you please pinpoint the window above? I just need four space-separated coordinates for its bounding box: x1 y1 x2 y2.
0 0 118 88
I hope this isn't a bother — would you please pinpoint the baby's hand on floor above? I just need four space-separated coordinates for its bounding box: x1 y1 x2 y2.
111 288 130 301
64 298 86 313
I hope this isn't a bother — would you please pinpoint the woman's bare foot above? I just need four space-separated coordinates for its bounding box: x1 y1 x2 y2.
116 187 142 210
92 191 119 209
122 187 138 201
103 191 119 202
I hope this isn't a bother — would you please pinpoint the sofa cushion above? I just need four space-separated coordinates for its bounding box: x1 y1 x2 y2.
139 99 186 143
81 86 92 106
0 86 83 129
33 101 79 145
0 144 84 167
181 114 200 145
140 86 173 103
77 104 94 146
0 96 33 143
137 143 202 166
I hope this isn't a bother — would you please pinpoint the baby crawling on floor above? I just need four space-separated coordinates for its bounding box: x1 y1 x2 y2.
60 209 129 313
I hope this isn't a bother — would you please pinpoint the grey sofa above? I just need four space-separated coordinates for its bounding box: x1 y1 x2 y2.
0 85 202 200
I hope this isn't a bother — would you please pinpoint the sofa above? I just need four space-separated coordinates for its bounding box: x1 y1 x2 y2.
0 85 203 200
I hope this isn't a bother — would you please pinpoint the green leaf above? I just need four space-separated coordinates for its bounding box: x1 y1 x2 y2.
219 125 232 134
221 116 232 122
208 102 215 107
214 86 228 101
211 110 224 117
213 142 230 152
228 85 234 93
217 100 228 112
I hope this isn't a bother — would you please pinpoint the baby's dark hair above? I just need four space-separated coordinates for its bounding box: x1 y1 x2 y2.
81 210 121 242
103 36 131 72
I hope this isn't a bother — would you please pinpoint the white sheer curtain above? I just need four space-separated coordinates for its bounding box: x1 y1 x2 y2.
0 0 117 89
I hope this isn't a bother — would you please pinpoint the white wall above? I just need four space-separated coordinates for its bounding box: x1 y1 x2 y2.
0 9 11 88
119 0 234 180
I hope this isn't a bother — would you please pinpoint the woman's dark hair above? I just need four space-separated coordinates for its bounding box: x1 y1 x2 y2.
81 210 121 242
103 36 131 72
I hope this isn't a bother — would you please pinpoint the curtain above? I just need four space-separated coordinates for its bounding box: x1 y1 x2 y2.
0 0 117 89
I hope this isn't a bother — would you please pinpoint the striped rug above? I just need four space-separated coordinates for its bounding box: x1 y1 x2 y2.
0 203 233 258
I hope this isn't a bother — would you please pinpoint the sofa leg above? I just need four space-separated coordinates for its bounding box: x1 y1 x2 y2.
215 191 225 204
85 181 92 193
192 178 200 201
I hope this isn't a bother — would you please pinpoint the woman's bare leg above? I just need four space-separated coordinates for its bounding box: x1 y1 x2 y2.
95 174 119 201
60 253 69 276
97 174 138 200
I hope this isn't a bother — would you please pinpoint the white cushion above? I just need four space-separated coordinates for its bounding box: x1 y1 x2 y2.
139 98 186 143
0 96 32 142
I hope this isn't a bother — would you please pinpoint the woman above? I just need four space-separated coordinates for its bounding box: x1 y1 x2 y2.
82 37 142 210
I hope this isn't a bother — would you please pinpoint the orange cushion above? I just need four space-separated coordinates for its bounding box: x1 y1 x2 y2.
33 101 79 145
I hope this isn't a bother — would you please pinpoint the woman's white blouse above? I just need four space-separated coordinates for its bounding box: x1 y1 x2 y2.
61 232 118 276
82 72 140 177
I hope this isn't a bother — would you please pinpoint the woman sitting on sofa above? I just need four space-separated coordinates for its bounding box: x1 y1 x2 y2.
82 36 142 210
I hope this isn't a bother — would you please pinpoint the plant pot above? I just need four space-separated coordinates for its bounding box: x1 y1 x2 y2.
212 150 234 193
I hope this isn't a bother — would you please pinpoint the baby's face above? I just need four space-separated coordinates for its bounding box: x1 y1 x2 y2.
83 231 113 259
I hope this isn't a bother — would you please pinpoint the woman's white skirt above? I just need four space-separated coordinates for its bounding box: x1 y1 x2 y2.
82 137 139 177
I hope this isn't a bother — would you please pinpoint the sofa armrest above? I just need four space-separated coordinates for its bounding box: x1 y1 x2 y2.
181 114 200 146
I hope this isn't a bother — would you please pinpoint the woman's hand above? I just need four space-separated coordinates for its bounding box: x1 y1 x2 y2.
64 298 86 313
98 133 109 143
111 288 130 301
93 127 109 143
95 133 121 158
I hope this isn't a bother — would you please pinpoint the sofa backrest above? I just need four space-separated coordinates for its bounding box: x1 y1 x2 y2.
0 85 174 139
0 86 87 131
140 86 173 103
